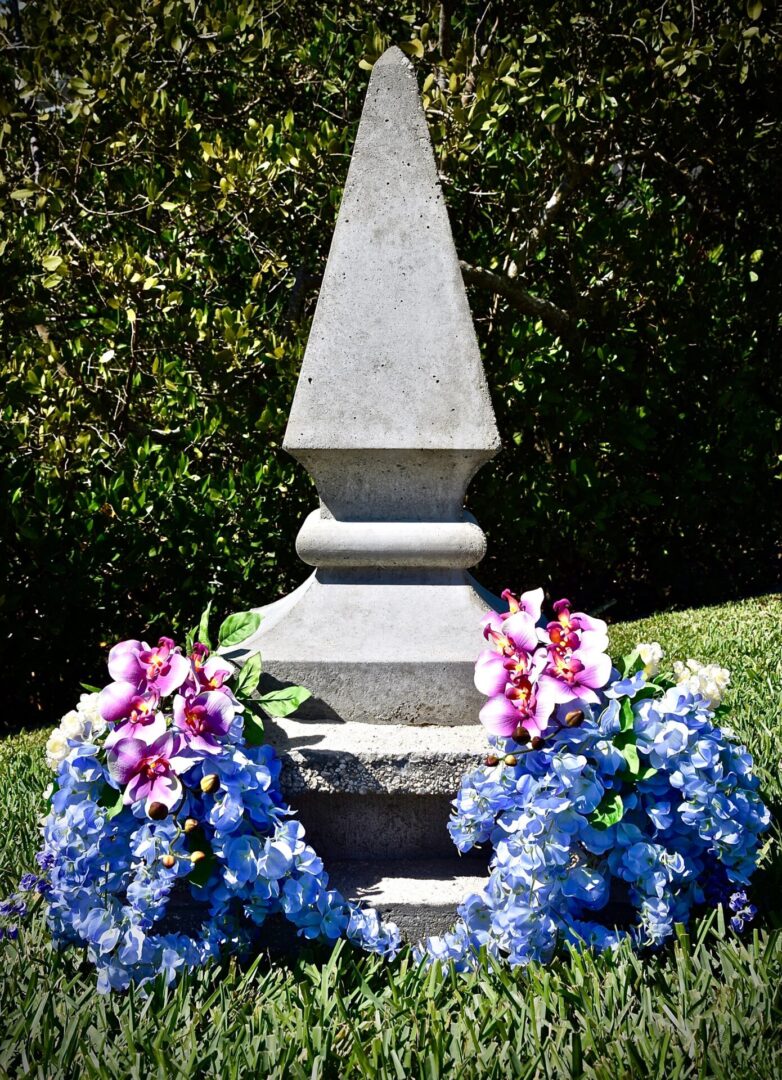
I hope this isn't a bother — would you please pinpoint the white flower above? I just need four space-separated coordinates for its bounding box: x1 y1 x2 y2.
673 658 731 709
637 642 663 677
59 710 86 740
45 729 70 770
76 692 107 739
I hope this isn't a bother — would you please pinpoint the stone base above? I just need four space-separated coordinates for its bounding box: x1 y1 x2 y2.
235 570 499 725
265 715 490 940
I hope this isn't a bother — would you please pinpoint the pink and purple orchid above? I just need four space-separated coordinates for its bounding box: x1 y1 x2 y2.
173 690 235 754
107 637 191 697
96 637 239 814
106 729 194 814
475 589 611 742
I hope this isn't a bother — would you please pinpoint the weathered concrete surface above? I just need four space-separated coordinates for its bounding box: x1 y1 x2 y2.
284 45 499 455
290 793 473 860
236 45 502 727
265 716 489 864
241 570 496 725
230 46 503 937
265 715 487 794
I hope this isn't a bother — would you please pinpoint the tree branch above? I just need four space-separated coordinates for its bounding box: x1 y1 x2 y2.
518 137 612 268
438 1 453 59
459 260 575 340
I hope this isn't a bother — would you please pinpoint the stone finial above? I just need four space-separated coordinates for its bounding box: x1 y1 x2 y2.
239 46 501 725
285 45 499 455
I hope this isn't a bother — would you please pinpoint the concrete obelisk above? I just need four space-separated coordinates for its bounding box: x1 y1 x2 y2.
237 47 501 936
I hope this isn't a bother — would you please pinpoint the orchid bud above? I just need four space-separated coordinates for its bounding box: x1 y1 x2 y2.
513 724 531 744
183 817 199 834
484 754 499 767
504 754 518 766
161 854 176 869
148 801 168 821
190 850 206 864
200 774 220 794
565 709 584 727
530 736 544 750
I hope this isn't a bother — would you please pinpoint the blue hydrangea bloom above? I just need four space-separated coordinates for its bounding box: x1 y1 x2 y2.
23 717 400 992
420 680 768 970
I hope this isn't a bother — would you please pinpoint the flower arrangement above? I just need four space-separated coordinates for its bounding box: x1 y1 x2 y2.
418 589 769 969
3 609 399 991
2 590 768 988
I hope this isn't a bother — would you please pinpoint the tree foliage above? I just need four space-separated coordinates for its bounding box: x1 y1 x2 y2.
1 0 780 725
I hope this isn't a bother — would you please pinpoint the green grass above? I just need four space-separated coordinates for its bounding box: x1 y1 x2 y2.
1 595 781 1079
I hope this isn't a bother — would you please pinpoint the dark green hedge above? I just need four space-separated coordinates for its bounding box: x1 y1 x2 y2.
1 0 780 727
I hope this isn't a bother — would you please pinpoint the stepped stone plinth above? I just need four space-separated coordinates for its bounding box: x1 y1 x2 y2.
234 46 502 940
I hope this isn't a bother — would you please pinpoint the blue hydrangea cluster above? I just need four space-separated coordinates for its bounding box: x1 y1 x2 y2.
418 677 769 970
34 730 399 992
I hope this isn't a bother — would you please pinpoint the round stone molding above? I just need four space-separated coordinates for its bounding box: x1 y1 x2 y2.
295 510 487 569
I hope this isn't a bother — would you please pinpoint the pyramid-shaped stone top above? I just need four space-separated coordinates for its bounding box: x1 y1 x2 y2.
284 46 500 453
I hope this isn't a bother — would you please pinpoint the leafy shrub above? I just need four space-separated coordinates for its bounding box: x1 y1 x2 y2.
1 0 780 726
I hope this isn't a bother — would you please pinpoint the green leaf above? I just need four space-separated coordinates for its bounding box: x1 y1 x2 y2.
234 652 262 696
747 0 762 20
197 600 213 649
620 742 640 777
42 255 63 271
589 793 624 830
637 764 658 782
79 682 102 693
218 610 261 649
98 785 125 821
257 684 311 718
399 38 424 59
541 103 564 124
243 710 265 745
10 189 35 200
44 780 59 813
620 648 641 678
620 698 635 733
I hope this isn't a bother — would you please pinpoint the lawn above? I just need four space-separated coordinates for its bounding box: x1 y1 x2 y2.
1 595 781 1079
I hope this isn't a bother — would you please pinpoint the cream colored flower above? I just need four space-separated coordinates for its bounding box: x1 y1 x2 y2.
77 692 107 739
59 710 86 740
637 642 663 678
45 729 70 770
673 658 730 709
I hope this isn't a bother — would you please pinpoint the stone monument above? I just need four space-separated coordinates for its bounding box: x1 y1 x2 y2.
235 46 502 938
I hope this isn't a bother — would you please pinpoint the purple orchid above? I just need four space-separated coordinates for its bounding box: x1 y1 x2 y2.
106 730 193 815
474 645 545 697
102 688 166 749
545 599 609 654
501 586 544 623
539 644 612 705
481 609 538 658
474 649 512 696
173 690 234 754
99 680 160 724
478 676 557 739
107 637 190 697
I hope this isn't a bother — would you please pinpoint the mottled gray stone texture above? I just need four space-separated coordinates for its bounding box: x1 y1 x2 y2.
265 716 488 795
229 46 504 937
283 46 498 455
236 44 502 727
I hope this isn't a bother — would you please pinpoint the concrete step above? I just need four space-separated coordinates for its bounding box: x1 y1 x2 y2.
291 790 488 860
266 715 489 859
265 715 488 797
327 857 488 942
